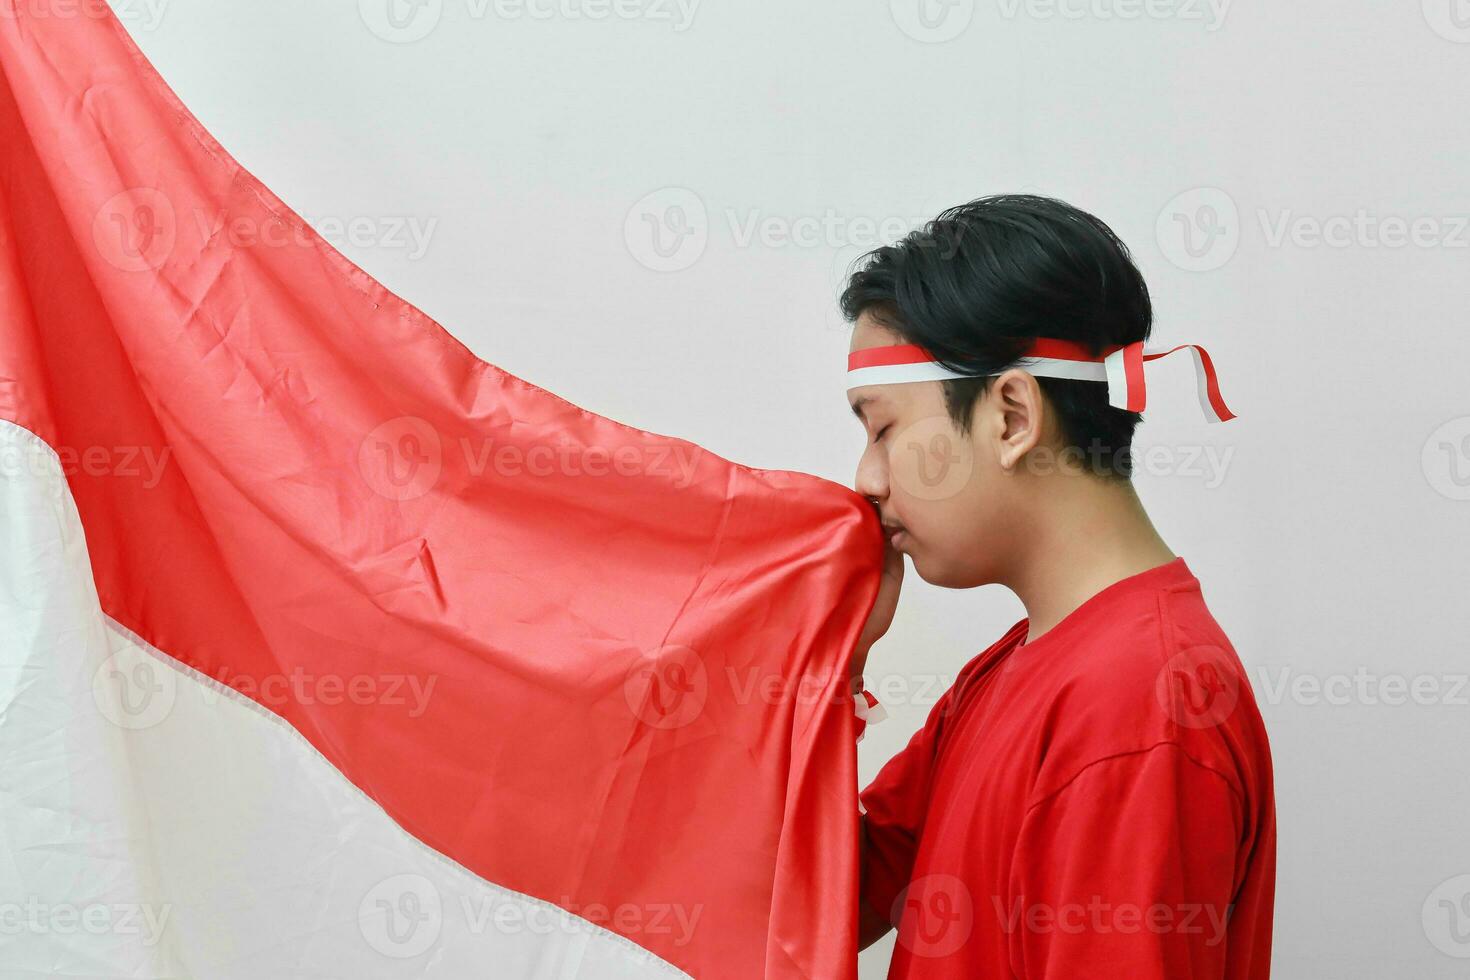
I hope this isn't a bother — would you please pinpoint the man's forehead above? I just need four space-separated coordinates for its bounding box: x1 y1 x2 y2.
848 314 905 355
847 314 908 418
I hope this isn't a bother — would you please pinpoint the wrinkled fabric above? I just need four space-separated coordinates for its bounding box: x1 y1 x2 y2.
0 6 881 978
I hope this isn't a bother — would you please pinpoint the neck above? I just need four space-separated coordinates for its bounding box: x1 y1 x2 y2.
1003 475 1175 643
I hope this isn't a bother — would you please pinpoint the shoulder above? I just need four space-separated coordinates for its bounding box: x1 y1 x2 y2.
1026 573 1272 811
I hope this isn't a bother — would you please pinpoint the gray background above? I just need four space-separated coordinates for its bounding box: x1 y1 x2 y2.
104 0 1470 975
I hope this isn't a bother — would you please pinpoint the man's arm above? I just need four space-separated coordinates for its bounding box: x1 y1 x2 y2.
853 529 905 950
858 814 894 949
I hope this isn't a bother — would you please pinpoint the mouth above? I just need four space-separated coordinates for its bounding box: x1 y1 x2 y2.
881 522 907 546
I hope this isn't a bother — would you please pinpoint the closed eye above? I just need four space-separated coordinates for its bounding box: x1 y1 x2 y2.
874 424 891 443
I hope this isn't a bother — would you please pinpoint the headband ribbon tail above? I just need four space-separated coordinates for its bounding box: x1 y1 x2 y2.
1104 342 1236 423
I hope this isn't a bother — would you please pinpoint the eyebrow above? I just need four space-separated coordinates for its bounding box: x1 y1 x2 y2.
849 395 872 421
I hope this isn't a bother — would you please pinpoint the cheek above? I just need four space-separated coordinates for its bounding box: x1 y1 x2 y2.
905 474 1008 587
890 429 1009 562
886 417 977 510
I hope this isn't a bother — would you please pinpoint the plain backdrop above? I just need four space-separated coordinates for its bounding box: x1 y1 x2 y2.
102 0 1470 975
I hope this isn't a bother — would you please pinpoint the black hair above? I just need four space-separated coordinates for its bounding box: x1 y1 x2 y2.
839 193 1151 479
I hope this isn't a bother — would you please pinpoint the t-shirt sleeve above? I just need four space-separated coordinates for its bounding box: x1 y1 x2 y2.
858 726 933 925
1007 742 1246 980
857 677 968 926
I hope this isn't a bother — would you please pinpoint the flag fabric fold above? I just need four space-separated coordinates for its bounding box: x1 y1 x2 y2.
0 6 879 978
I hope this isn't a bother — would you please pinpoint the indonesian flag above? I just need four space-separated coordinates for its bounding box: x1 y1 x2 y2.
0 6 879 978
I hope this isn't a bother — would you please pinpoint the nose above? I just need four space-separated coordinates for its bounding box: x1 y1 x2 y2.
854 441 888 504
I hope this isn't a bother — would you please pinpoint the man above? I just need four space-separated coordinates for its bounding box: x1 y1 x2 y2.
844 194 1275 978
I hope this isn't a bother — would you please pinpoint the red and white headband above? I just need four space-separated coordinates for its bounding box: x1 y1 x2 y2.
846 338 1236 423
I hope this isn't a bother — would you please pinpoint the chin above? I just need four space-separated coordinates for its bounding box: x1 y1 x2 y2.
908 551 958 589
911 550 992 590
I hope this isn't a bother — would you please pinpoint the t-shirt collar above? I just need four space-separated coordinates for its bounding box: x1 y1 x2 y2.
1015 556 1196 652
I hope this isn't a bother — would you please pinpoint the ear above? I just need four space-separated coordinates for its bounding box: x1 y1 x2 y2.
989 369 1046 471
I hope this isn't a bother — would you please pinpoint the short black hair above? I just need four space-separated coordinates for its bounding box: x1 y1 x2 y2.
839 194 1151 479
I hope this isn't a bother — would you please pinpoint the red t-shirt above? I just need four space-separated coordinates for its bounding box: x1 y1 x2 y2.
860 557 1275 979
